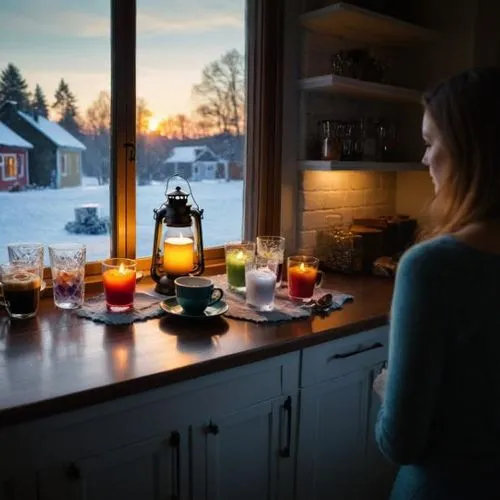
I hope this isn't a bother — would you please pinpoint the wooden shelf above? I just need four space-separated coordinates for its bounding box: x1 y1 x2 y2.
300 74 421 103
299 160 424 171
301 3 436 46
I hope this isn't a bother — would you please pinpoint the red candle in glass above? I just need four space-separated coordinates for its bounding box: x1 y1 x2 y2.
102 258 136 312
287 256 319 301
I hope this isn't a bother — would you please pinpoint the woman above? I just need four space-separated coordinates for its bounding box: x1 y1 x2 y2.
374 67 500 499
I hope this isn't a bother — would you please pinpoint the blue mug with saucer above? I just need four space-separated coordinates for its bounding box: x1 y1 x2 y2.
174 276 224 315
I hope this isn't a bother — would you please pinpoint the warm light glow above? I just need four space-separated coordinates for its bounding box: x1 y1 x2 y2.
163 235 194 274
148 116 160 133
236 250 244 260
118 263 126 274
299 262 305 272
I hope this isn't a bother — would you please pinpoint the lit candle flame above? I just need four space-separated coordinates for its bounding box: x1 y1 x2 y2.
237 250 244 260
119 263 126 274
299 262 306 272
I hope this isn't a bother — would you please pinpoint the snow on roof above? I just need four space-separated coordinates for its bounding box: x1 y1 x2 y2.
0 121 33 149
18 111 86 151
165 145 218 164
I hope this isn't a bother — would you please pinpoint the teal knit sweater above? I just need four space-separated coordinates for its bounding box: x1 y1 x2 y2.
376 235 500 500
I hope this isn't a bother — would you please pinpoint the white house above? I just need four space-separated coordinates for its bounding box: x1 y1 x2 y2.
163 145 228 181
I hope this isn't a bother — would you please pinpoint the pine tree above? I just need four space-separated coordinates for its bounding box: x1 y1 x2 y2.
31 84 49 117
0 63 30 111
53 78 80 136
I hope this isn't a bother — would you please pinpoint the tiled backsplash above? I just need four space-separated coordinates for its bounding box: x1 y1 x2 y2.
297 171 398 254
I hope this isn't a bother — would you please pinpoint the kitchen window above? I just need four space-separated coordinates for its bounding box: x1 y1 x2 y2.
0 0 284 273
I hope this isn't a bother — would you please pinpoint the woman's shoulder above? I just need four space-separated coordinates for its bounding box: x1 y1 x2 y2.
399 235 459 271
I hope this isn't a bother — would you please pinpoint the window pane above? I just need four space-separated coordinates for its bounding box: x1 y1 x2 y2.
0 0 111 263
136 0 246 256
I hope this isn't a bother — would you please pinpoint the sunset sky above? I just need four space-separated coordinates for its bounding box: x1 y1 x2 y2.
0 0 246 122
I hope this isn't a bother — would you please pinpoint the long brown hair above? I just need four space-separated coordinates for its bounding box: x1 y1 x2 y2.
421 67 500 239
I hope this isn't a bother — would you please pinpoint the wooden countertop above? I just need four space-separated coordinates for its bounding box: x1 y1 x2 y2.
0 274 393 426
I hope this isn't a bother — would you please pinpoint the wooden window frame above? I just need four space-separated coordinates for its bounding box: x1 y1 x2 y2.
79 0 285 281
2 154 17 181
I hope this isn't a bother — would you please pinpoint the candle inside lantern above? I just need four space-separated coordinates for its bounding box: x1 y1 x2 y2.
102 259 136 312
288 260 318 301
246 267 276 311
163 235 194 275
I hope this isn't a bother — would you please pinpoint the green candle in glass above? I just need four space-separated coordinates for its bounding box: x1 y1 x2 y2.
225 241 255 292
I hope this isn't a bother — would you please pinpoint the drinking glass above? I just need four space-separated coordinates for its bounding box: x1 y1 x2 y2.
0 263 41 319
256 236 285 288
48 243 86 310
245 257 277 311
225 241 255 292
287 256 322 302
7 242 45 290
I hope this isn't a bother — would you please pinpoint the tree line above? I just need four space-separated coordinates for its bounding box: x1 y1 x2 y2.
0 48 244 185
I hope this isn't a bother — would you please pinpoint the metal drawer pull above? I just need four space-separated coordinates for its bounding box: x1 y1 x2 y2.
280 396 292 458
169 431 181 500
330 342 383 360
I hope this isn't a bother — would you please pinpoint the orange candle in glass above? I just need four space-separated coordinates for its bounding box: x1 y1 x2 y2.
102 258 136 312
287 256 320 302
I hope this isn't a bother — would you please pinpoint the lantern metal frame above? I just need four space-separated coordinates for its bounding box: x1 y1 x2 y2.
150 175 204 295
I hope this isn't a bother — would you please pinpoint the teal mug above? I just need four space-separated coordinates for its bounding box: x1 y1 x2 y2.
174 276 224 315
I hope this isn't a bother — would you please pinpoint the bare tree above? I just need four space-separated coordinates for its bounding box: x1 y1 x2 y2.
192 49 244 136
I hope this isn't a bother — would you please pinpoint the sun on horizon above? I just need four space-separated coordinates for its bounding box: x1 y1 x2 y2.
148 116 160 133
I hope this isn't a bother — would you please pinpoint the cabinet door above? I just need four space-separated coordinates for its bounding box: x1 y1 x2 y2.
192 396 296 500
364 361 396 500
0 476 37 500
296 370 368 500
38 430 189 500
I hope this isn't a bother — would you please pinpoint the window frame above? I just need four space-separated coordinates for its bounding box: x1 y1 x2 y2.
2 154 17 181
62 0 284 282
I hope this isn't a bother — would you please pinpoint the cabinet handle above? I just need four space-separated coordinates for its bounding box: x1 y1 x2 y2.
280 396 292 458
207 421 219 435
329 342 383 360
169 431 181 500
66 463 81 481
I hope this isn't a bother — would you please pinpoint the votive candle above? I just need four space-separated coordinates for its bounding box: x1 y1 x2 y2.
287 256 319 301
102 258 136 312
246 267 276 311
225 241 255 291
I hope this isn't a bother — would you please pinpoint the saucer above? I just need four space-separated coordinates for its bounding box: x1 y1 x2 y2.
160 297 229 319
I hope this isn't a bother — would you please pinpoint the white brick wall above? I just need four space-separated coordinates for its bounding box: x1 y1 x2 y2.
297 171 397 254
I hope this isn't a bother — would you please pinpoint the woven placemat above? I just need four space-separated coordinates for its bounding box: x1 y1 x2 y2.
209 274 353 323
76 292 166 325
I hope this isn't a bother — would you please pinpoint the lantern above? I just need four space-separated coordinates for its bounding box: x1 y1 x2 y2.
151 176 204 295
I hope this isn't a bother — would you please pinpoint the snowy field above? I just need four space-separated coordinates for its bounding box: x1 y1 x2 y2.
0 178 244 262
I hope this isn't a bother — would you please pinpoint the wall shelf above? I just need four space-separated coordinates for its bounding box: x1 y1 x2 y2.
299 160 424 171
300 74 422 103
300 2 437 46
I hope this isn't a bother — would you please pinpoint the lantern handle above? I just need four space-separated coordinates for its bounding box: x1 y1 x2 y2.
164 175 203 218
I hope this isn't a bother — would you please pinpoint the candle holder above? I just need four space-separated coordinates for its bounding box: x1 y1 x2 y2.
102 258 136 312
245 257 277 311
150 176 204 296
224 241 255 292
287 256 322 303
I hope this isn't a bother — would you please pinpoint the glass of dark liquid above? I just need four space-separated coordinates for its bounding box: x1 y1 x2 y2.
0 263 41 319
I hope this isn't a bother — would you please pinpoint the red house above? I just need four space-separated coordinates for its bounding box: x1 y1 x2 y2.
0 121 33 191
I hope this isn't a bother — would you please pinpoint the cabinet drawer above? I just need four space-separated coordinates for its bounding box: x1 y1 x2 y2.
301 326 389 387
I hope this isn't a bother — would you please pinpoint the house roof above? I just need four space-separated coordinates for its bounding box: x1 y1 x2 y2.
0 121 33 149
164 145 219 164
170 133 244 163
18 111 86 151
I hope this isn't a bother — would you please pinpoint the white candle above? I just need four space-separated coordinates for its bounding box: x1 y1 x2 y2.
245 268 276 311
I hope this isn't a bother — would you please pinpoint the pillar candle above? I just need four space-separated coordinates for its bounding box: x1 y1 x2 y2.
246 268 276 311
163 236 194 275
288 262 317 299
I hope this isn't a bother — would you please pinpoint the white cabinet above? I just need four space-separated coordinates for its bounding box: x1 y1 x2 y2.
296 326 393 500
192 395 296 500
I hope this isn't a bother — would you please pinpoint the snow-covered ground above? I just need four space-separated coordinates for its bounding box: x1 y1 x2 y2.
0 178 244 262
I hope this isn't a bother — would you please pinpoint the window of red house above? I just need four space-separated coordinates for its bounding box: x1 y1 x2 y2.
2 155 17 180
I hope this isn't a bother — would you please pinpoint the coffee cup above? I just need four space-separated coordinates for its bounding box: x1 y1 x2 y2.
0 263 41 319
174 276 224 315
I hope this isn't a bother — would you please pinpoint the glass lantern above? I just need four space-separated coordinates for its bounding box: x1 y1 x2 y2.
150 176 204 295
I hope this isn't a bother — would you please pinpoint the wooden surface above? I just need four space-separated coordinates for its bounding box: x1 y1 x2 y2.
300 3 436 46
299 160 424 171
300 75 422 103
0 274 393 426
